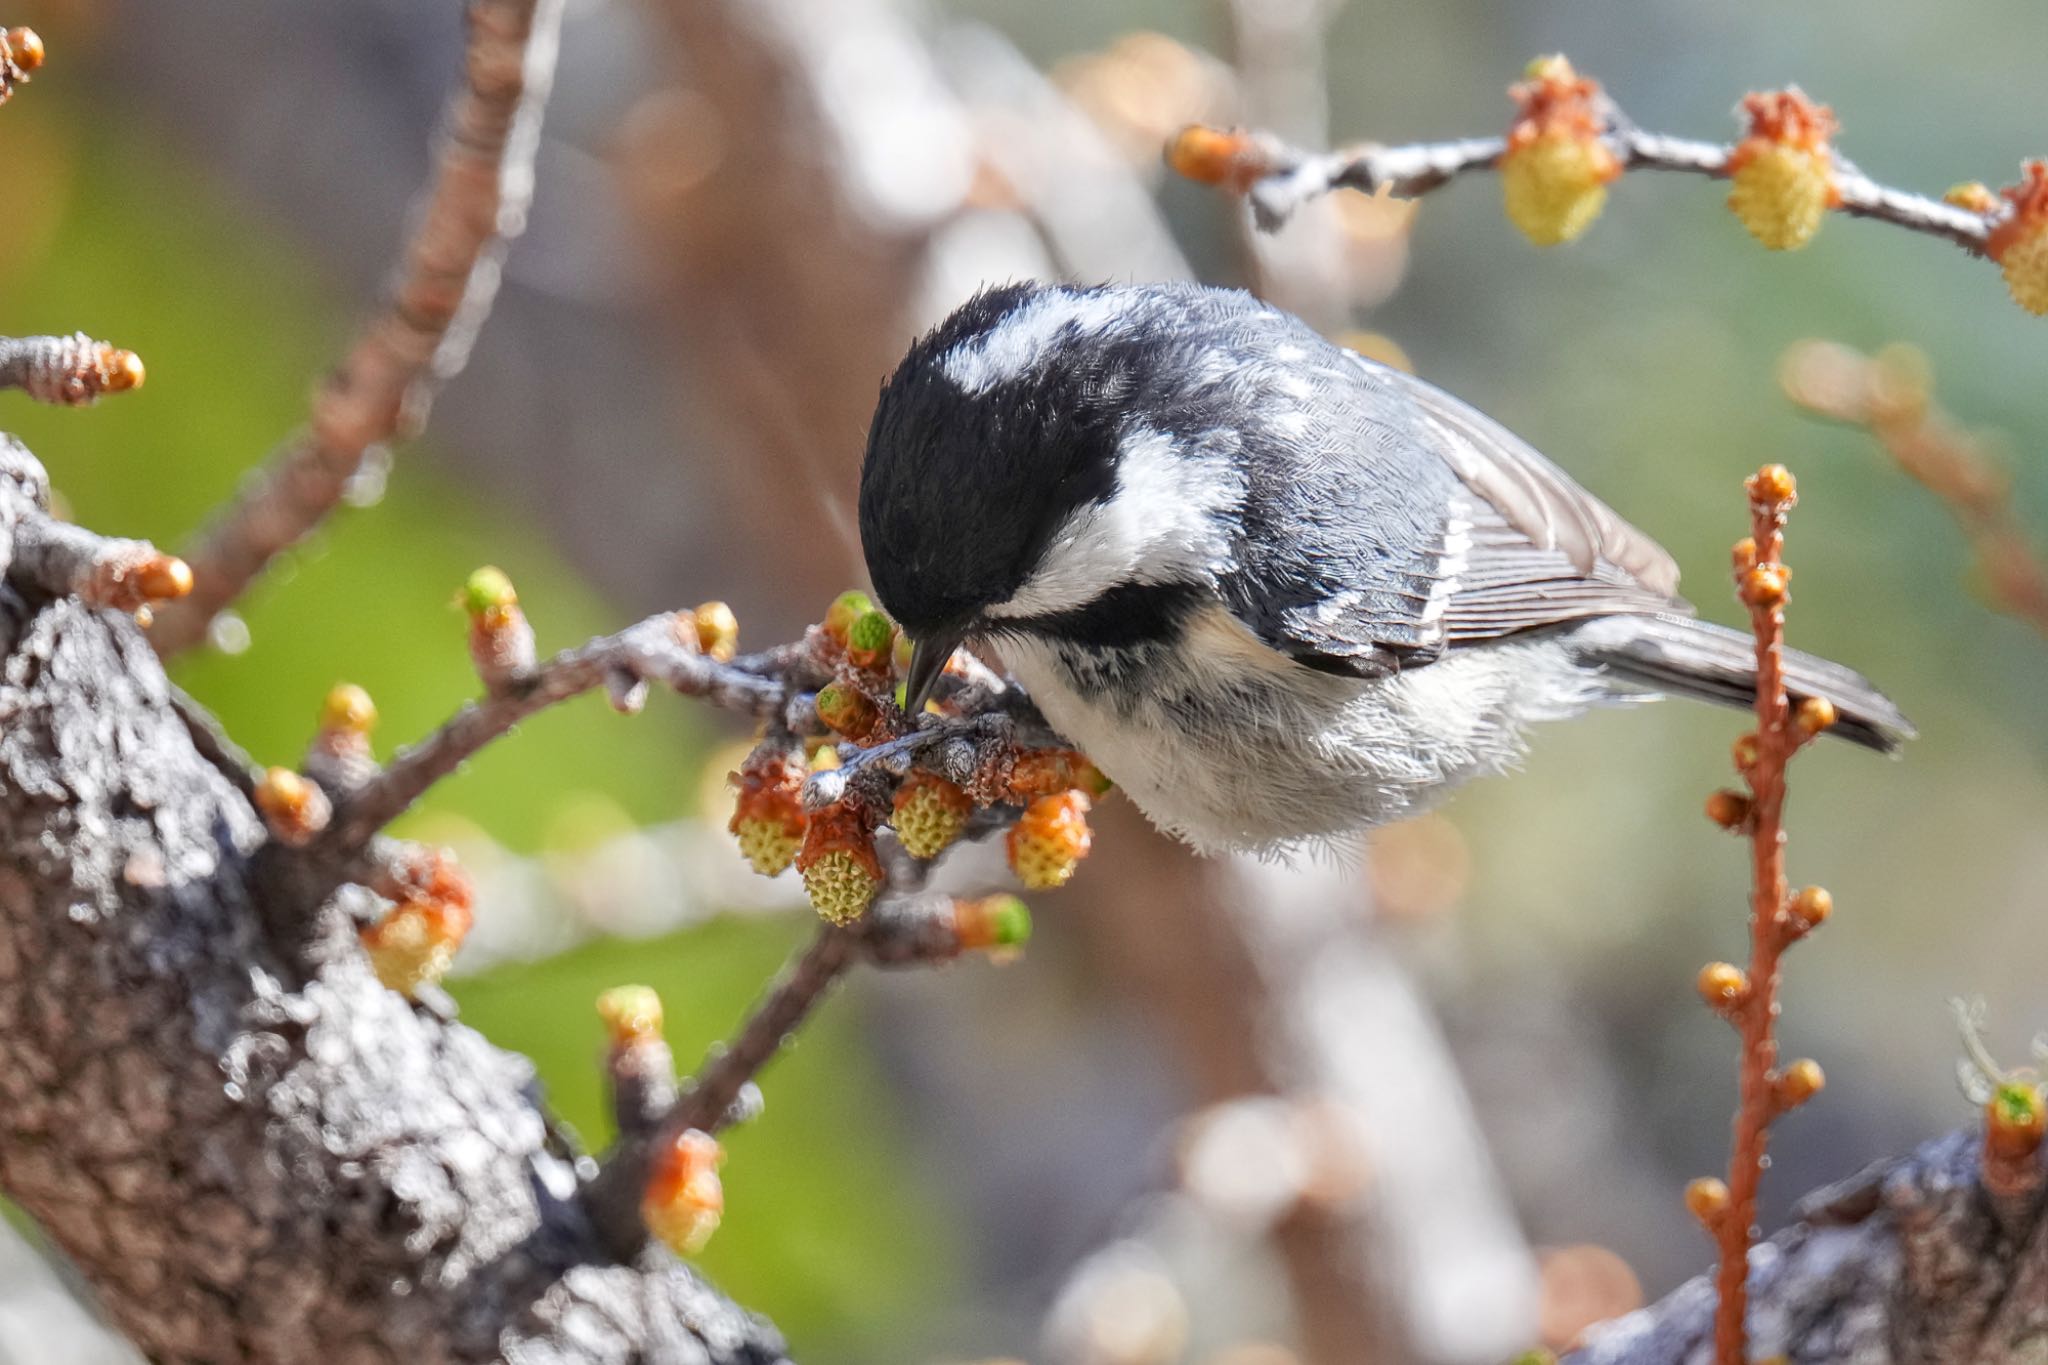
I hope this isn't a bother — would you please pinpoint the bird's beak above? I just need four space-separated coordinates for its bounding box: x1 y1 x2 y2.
905 629 966 715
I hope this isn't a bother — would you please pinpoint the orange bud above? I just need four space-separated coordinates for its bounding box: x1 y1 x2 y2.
104 348 144 391
1739 564 1789 609
1731 537 1758 574
5 28 42 73
255 766 331 846
953 894 1033 952
138 554 193 602
1166 125 1265 192
1788 885 1833 932
1774 1058 1826 1111
361 894 473 997
1684 1175 1731 1226
729 744 807 877
1696 960 1750 1010
1009 749 1114 800
1986 1082 2047 1163
1007 790 1093 890
644 1129 725 1257
1705 789 1752 829
1986 162 2048 316
1748 463 1798 506
1731 733 1760 772
1795 696 1837 736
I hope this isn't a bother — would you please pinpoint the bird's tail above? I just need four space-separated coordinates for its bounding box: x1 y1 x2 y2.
1565 612 1914 754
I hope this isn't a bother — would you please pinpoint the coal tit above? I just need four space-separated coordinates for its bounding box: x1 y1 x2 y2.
859 281 1910 853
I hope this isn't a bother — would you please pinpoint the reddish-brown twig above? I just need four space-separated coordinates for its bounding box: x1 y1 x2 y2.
152 0 565 655
1780 340 2048 641
1696 467 1834 1365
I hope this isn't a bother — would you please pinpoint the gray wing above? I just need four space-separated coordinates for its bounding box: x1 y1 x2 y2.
1213 340 1688 678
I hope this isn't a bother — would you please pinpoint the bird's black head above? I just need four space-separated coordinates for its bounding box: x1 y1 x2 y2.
859 281 1265 705
860 282 1137 637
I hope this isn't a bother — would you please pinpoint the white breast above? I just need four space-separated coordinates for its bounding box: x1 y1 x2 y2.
998 606 1613 854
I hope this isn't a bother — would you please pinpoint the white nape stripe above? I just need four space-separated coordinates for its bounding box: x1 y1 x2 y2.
940 289 1132 394
984 427 1243 621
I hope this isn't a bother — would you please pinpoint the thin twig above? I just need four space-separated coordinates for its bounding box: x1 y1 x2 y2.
151 0 566 655
1780 340 2048 640
1208 120 1993 251
321 612 789 852
1713 488 1795 1364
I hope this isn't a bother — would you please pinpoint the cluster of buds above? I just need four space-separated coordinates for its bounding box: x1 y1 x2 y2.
729 741 808 877
361 846 476 998
0 27 42 104
461 566 536 691
643 1128 725 1257
1724 89 1840 250
795 801 884 925
305 681 380 791
1499 56 1622 246
254 765 332 846
1986 161 2048 316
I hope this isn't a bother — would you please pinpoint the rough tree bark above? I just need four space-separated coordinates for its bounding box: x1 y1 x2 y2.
0 446 787 1362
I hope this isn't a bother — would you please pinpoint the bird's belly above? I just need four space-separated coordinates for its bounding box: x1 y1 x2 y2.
997 615 1603 854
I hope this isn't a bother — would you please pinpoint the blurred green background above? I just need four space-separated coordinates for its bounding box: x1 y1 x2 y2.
1 0 2044 1361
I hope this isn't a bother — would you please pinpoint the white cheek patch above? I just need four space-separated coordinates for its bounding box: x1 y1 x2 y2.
985 427 1244 620
941 289 1133 394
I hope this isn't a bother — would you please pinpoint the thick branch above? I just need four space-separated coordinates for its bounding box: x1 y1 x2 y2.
0 455 790 1363
152 0 565 655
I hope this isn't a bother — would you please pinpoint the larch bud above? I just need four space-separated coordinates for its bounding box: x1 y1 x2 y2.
693 601 739 662
1007 790 1094 890
1730 537 1758 574
1725 89 1840 250
1500 56 1621 246
461 566 535 689
255 766 331 846
846 609 897 672
1986 1081 2047 1163
361 894 474 997
814 682 882 742
1695 960 1750 1010
1739 564 1789 609
1747 462 1798 507
1987 161 2048 316
729 743 808 877
1731 732 1760 772
1705 789 1752 829
1684 1175 1731 1226
320 682 378 735
643 1129 725 1257
1009 749 1114 800
1788 884 1833 932
0 28 43 102
796 805 883 924
596 984 665 1047
1774 1058 1826 1111
822 590 875 649
891 771 972 861
953 894 1034 953
1795 696 1837 736
1165 125 1267 193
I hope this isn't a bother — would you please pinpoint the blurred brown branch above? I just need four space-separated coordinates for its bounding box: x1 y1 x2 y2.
1780 340 2048 639
152 0 565 656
